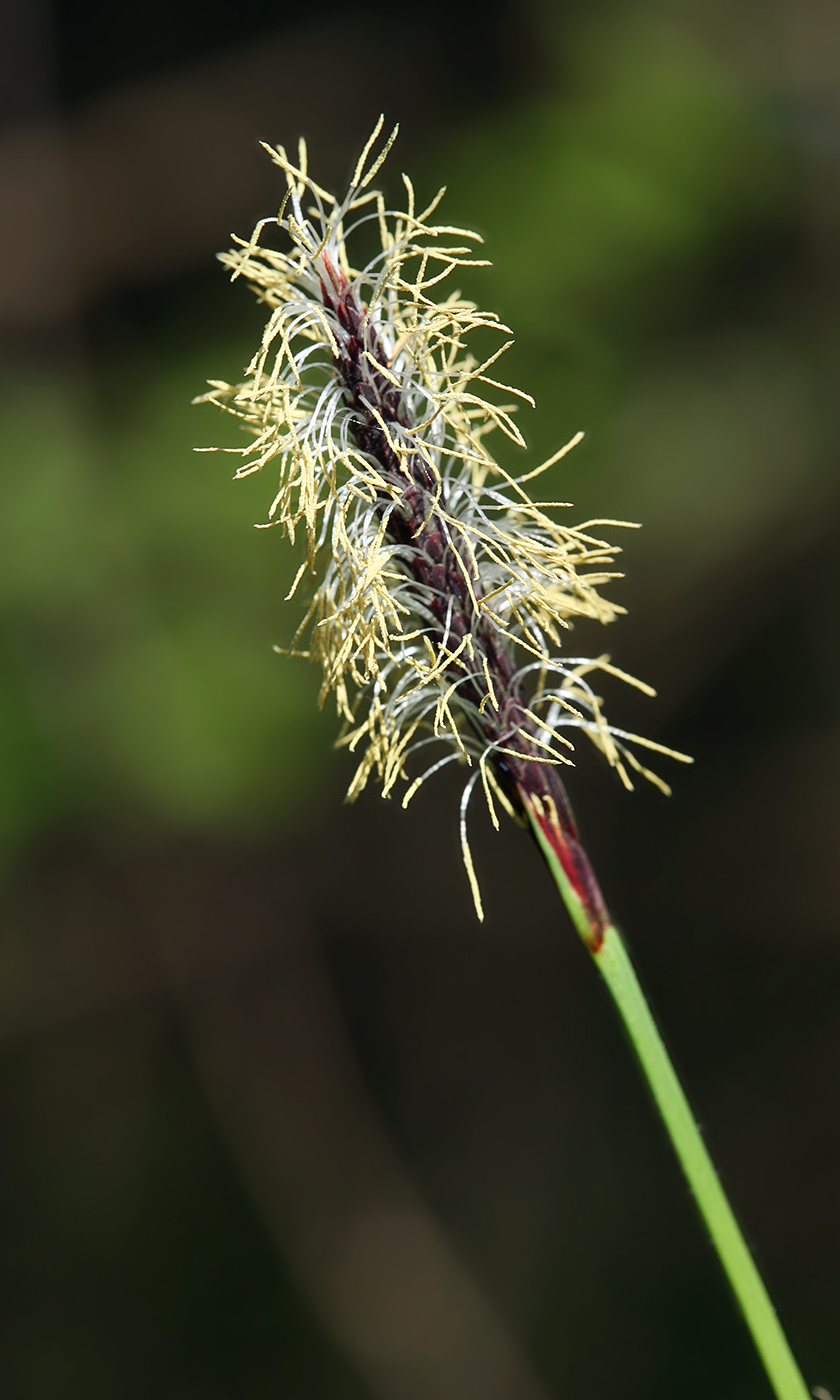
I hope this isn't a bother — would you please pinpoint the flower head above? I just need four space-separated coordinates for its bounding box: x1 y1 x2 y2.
199 118 689 931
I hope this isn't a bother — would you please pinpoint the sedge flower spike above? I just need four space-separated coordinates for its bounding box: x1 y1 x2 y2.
201 122 817 1400
200 117 688 932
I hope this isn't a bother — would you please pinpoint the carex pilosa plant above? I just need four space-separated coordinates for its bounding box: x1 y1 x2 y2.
199 119 815 1400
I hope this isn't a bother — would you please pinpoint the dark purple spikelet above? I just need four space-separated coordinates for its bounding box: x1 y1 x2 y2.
201 119 690 923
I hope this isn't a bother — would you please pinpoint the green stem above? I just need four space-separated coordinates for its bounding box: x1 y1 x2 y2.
527 810 810 1400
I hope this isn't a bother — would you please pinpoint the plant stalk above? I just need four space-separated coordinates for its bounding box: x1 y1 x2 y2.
526 806 810 1400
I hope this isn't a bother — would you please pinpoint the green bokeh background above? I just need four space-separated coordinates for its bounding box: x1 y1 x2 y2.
0 2 837 1397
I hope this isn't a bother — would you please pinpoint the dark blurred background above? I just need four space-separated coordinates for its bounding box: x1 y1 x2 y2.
0 0 838 1396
